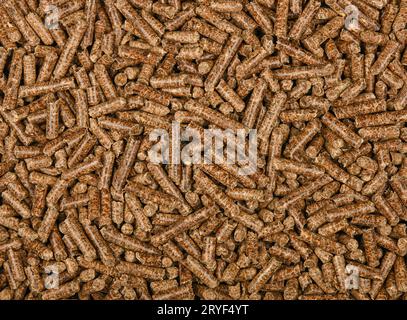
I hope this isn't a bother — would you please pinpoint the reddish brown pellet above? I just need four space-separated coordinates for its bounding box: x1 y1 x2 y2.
333 99 387 119
272 175 333 210
182 255 218 289
283 119 321 159
116 0 160 46
3 48 26 111
151 205 218 247
2 189 30 219
101 224 160 256
42 279 81 300
94 64 117 100
315 153 364 192
84 225 116 267
216 79 245 112
246 2 273 35
204 35 242 92
37 207 59 243
62 217 97 262
185 100 247 132
53 19 87 80
370 40 400 76
45 99 60 140
248 258 282 294
394 256 407 293
258 92 287 155
299 229 347 255
112 136 140 191
289 0 320 41
2 0 39 47
321 112 364 148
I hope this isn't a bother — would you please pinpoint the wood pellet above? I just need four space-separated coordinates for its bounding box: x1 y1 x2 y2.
0 0 406 301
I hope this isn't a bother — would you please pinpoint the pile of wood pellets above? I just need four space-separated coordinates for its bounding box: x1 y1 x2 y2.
0 0 406 301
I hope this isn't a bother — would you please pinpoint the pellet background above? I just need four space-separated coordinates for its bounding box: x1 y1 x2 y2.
0 0 406 300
